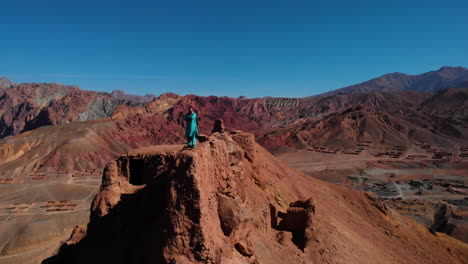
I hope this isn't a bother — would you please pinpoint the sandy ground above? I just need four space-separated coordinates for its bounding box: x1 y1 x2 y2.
0 173 101 264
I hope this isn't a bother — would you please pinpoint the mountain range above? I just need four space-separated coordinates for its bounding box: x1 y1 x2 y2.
317 66 468 97
0 66 467 174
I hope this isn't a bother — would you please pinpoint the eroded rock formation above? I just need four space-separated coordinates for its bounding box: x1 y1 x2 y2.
43 131 468 264
212 119 226 134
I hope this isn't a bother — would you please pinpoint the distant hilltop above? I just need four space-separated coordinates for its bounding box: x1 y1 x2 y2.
0 77 15 88
316 66 468 97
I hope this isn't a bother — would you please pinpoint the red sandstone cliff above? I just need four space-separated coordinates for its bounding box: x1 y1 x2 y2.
44 131 468 264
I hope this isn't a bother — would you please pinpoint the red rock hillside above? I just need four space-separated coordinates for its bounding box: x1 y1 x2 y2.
2 87 468 176
2 74 468 176
43 131 468 264
0 80 154 138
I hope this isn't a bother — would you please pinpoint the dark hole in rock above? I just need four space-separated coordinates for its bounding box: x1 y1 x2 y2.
234 242 253 257
129 158 163 186
129 159 145 185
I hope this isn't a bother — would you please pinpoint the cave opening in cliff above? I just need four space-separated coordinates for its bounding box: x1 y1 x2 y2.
129 159 145 185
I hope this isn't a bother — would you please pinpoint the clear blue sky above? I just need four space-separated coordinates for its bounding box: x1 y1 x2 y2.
1 0 467 98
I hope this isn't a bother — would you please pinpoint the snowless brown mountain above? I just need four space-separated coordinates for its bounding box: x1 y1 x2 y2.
317 66 468 97
0 66 467 139
43 131 468 264
1 66 468 174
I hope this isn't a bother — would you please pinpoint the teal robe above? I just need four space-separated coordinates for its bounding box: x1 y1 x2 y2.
184 112 199 146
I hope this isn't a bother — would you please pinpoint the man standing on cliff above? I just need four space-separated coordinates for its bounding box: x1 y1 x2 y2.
184 106 199 149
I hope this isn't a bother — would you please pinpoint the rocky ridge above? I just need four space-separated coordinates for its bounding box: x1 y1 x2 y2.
317 66 468 97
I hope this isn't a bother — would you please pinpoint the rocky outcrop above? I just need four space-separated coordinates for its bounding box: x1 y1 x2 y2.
77 98 147 121
0 77 15 89
431 203 454 234
429 202 468 243
44 132 468 264
212 119 226 134
265 97 301 109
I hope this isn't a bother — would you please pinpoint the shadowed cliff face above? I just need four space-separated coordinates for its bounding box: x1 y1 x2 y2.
44 132 468 264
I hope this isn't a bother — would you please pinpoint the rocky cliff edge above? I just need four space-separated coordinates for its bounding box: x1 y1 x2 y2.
44 131 468 264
